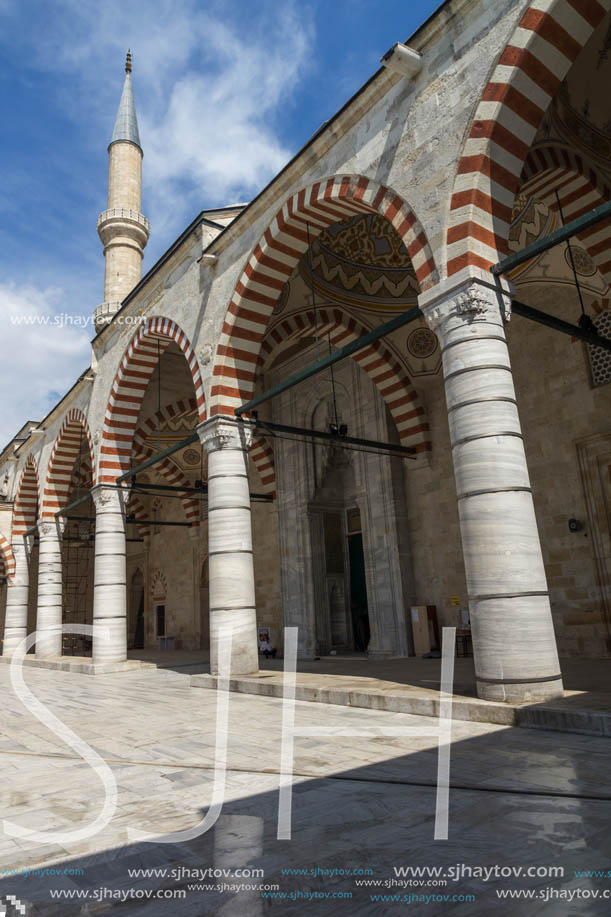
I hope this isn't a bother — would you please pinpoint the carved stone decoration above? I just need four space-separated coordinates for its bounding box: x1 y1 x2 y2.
91 484 127 513
453 282 494 317
423 276 513 333
198 418 254 454
198 343 213 367
38 520 65 538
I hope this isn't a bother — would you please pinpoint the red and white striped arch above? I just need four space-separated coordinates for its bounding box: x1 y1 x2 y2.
132 396 201 526
211 175 438 419
447 0 610 276
126 493 150 538
518 145 611 281
133 396 277 510
42 409 95 520
12 455 40 540
0 534 16 581
260 307 430 452
99 317 206 485
250 434 276 495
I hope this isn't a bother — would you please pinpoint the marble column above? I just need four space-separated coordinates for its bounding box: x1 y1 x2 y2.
198 417 258 676
420 268 563 703
92 486 127 664
3 541 30 656
35 519 65 658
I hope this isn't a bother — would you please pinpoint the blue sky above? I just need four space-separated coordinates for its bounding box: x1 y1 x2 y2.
0 0 440 444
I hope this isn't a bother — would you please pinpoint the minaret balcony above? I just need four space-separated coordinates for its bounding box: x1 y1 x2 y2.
93 300 124 329
97 208 150 248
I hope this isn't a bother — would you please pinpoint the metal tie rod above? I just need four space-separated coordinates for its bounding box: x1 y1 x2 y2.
512 299 611 351
491 200 611 277
235 306 423 416
253 418 417 457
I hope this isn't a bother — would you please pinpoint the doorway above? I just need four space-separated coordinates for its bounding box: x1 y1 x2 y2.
129 569 144 650
348 532 370 651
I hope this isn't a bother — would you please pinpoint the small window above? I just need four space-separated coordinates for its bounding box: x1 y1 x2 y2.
347 507 362 534
156 604 166 637
588 310 611 387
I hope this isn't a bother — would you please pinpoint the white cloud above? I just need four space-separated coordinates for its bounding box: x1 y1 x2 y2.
0 283 91 447
0 0 315 445
4 0 314 241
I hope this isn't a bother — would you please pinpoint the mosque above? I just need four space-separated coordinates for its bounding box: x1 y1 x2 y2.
2 0 611 704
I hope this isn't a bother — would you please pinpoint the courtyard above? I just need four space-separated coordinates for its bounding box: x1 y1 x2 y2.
1 662 610 914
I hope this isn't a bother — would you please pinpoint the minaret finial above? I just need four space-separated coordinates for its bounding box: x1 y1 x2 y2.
125 49 132 74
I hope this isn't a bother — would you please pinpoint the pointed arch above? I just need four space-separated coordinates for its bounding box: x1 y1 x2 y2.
132 395 278 514
150 569 167 599
250 434 276 495
260 307 429 452
12 455 40 540
518 144 611 281
132 395 201 525
447 0 610 276
126 493 150 538
42 409 95 520
211 174 437 453
99 317 206 485
0 534 16 580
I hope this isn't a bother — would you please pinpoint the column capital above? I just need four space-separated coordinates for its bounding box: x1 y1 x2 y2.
419 268 514 334
91 484 128 512
38 518 66 538
197 416 254 454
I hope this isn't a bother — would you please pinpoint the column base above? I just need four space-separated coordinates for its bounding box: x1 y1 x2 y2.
2 631 28 657
476 677 564 704
210 608 259 676
35 631 63 659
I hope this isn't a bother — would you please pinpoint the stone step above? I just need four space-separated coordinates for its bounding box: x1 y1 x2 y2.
191 672 611 738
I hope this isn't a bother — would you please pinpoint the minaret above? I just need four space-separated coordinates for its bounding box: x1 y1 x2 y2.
95 51 150 329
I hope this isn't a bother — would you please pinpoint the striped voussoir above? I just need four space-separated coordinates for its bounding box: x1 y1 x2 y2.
447 0 610 276
260 307 430 452
99 317 206 486
0 534 16 580
69 460 92 490
127 493 150 538
132 396 276 510
211 175 438 421
249 434 276 495
12 455 40 540
42 409 95 520
132 396 201 526
519 145 611 281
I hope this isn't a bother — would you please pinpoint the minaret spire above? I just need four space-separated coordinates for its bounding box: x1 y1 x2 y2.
95 52 149 329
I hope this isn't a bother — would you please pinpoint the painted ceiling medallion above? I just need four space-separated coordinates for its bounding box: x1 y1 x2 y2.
182 448 201 466
301 213 420 309
407 327 438 359
565 245 596 276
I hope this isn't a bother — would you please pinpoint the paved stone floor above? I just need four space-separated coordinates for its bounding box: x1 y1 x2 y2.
0 663 610 915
